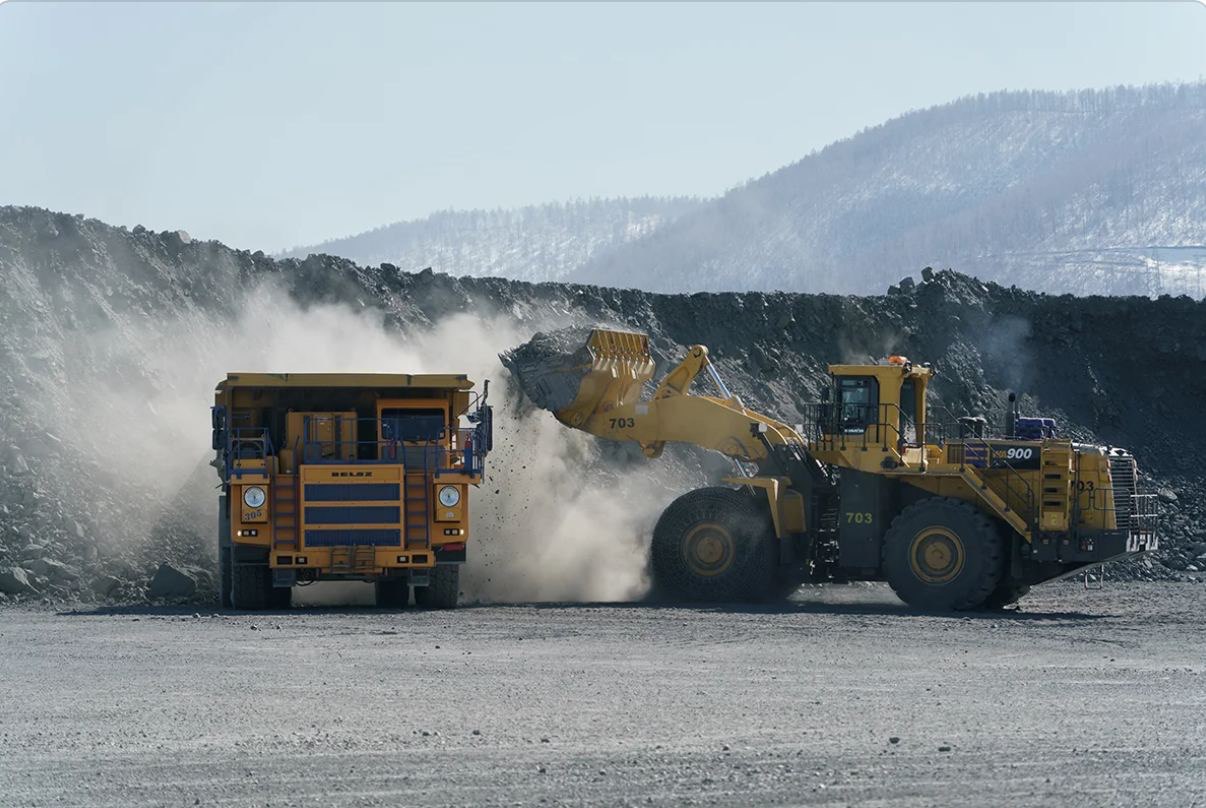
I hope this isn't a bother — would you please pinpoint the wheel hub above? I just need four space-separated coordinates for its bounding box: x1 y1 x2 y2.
682 523 735 577
909 527 965 584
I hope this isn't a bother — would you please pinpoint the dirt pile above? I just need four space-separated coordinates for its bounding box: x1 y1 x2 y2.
0 206 1202 604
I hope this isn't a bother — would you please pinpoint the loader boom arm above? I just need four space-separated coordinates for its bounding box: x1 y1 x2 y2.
547 330 806 462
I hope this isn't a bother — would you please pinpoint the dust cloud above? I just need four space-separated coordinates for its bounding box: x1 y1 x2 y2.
59 284 667 602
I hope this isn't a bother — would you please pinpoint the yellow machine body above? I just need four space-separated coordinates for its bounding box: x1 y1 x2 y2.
212 373 492 607
533 328 1157 605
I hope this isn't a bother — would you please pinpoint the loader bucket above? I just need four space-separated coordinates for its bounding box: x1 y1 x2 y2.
501 328 655 427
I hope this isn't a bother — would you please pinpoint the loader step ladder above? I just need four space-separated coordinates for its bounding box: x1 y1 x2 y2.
404 470 431 549
1040 447 1073 532
273 473 299 550
329 544 377 574
956 467 1032 541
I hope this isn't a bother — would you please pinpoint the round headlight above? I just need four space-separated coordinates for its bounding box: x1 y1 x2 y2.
243 486 266 509
438 485 461 508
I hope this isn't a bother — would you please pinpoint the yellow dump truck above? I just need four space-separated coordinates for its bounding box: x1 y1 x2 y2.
211 373 492 609
510 329 1158 610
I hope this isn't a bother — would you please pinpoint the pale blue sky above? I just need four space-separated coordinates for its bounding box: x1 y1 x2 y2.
1 2 1203 252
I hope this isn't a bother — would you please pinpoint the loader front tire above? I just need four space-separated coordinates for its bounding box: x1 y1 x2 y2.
650 487 777 603
881 497 1005 611
414 565 459 609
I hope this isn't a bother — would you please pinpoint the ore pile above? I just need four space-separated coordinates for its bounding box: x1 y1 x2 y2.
0 205 1203 605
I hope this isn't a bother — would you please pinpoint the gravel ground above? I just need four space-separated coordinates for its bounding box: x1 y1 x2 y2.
1 583 1204 807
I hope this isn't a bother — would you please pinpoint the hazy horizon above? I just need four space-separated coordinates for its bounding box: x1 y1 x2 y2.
2 2 1204 252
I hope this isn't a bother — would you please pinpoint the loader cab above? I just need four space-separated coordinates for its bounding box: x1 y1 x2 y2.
824 357 932 454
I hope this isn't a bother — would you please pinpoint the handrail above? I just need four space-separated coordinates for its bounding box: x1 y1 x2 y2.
954 438 1038 535
220 418 487 481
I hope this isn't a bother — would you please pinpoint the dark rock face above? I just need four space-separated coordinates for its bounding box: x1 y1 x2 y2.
0 205 1203 603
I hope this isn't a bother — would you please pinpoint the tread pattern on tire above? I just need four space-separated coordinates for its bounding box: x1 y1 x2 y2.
984 581 1030 610
650 486 777 603
230 564 271 611
415 565 459 609
881 496 1005 611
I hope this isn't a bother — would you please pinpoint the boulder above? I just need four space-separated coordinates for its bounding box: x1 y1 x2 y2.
1157 488 1179 504
0 566 37 596
25 557 79 581
148 563 197 599
90 574 121 598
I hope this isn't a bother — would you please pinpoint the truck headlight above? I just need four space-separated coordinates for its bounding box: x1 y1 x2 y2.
243 486 266 508
438 485 461 507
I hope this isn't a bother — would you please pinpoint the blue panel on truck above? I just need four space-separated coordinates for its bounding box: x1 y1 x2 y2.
304 529 402 546
304 506 401 525
304 483 401 501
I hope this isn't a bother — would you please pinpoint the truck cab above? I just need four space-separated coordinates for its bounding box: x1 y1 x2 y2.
211 373 492 610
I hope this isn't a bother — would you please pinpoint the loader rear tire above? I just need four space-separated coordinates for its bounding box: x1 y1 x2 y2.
881 497 1005 611
415 565 459 609
230 563 271 611
650 487 777 603
375 579 410 608
984 581 1030 610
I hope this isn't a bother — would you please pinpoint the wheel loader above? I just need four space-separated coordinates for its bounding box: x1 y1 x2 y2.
509 329 1158 610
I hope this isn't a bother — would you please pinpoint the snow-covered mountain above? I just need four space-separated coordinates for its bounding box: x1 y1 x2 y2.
572 85 1206 296
280 197 700 283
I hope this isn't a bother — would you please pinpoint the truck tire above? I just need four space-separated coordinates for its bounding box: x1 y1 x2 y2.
414 565 459 609
269 584 293 610
218 495 233 609
230 564 271 610
375 580 409 608
881 497 1005 611
650 487 777 602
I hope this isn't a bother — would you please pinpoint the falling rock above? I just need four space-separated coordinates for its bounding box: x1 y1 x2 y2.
148 563 197 599
0 565 37 596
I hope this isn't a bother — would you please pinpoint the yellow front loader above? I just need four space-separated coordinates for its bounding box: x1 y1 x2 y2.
508 329 1158 610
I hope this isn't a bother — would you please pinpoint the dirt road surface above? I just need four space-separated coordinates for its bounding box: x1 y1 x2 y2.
2 583 1204 807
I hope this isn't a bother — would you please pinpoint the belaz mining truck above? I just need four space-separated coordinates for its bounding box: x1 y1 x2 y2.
510 329 1157 610
212 373 492 610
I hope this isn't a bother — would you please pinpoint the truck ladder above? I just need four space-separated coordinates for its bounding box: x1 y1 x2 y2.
273 473 299 550
404 469 431 549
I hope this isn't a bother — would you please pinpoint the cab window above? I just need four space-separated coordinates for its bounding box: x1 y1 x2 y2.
899 378 917 444
837 377 878 434
381 408 446 442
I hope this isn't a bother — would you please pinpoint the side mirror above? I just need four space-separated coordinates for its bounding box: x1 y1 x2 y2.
210 406 227 451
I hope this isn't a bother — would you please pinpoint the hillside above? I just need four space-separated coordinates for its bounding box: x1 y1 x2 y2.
279 197 700 283
574 84 1206 296
0 206 1202 605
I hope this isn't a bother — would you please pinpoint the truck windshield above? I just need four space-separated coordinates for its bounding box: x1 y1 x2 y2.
381 409 445 442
